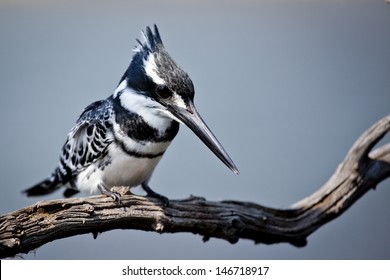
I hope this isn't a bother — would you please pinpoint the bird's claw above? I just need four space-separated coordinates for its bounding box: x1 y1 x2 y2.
110 191 122 206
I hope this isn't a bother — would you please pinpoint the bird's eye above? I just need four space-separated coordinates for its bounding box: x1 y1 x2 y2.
155 85 173 100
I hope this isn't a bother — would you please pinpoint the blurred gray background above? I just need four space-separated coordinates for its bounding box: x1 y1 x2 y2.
1 0 390 259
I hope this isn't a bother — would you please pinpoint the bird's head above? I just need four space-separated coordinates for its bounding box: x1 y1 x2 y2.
116 24 239 174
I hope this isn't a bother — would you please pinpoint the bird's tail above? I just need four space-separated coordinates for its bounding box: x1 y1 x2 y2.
22 174 62 197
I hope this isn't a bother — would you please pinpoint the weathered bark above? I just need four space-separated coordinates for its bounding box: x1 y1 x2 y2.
1 115 390 259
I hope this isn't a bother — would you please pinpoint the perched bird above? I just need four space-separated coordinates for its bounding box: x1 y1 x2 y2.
23 24 239 205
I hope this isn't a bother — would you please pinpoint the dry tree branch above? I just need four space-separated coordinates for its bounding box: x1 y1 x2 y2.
1 115 390 258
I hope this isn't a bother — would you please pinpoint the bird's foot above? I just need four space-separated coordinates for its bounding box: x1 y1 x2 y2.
141 183 169 207
97 184 122 205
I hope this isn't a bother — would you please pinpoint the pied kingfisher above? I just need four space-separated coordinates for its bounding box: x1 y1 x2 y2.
23 25 239 205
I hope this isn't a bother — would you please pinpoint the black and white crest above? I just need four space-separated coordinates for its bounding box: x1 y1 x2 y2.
134 24 164 55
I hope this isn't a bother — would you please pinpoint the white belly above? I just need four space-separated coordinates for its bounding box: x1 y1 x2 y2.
75 145 163 195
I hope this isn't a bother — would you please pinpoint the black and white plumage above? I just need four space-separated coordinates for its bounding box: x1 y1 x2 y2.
23 25 239 205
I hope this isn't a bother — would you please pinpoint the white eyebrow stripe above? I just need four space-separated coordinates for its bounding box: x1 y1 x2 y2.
144 53 165 85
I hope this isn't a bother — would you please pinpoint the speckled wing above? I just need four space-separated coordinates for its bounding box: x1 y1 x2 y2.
56 98 114 183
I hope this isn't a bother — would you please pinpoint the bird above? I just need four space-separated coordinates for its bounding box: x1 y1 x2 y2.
23 24 239 205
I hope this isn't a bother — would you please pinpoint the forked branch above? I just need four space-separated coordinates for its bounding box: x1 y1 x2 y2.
1 115 390 258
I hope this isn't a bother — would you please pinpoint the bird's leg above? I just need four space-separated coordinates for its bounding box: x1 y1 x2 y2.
63 180 80 197
63 188 80 198
97 183 121 205
141 182 169 206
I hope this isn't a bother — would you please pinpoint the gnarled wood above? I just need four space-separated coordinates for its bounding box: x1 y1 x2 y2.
1 115 390 258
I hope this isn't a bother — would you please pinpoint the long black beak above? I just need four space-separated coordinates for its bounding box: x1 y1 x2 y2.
168 101 239 174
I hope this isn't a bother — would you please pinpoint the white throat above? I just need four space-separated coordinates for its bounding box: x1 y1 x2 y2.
118 86 173 133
